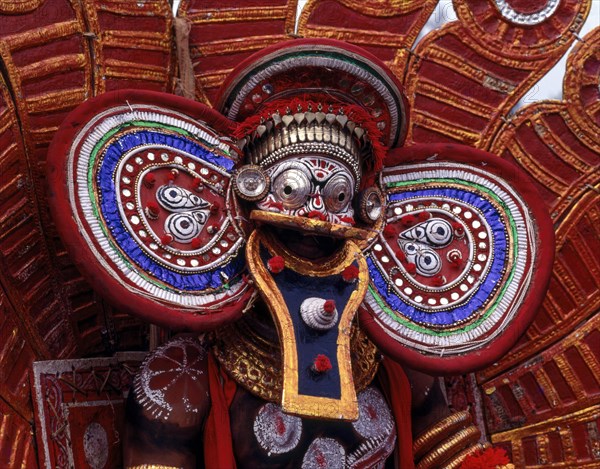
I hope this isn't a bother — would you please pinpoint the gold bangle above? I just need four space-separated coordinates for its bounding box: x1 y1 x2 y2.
413 410 472 459
416 425 481 469
440 442 489 469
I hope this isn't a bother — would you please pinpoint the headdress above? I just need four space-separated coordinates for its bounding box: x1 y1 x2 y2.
216 39 408 188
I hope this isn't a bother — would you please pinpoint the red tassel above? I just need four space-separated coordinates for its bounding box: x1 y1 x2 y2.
167 171 177 181
323 300 336 315
432 275 445 287
460 447 510 469
267 256 285 274
160 233 173 245
401 214 417 226
452 221 464 235
143 173 156 188
145 201 160 219
342 265 359 282
312 354 332 373
395 249 407 262
191 237 203 249
339 216 355 225
383 225 396 238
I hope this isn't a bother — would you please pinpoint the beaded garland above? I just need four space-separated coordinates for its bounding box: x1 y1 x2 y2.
362 161 537 357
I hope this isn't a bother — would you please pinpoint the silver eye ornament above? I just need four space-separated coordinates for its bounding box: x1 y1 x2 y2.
165 212 206 243
157 185 209 211
233 165 270 201
357 187 384 224
400 241 442 277
400 218 453 248
272 168 311 209
323 174 353 213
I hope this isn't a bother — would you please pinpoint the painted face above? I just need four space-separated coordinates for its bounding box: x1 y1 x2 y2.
256 156 356 226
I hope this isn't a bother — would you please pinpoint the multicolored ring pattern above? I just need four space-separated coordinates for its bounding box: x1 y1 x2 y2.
69 106 247 307
363 163 535 352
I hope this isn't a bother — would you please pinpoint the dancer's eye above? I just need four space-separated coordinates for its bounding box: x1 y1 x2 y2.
272 169 311 209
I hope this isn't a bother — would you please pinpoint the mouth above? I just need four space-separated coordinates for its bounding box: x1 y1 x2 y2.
250 210 370 242
249 210 371 260
276 228 343 259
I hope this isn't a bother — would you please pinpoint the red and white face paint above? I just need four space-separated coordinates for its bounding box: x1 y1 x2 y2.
256 156 356 226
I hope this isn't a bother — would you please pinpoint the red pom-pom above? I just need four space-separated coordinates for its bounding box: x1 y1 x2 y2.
160 233 173 245
432 274 445 287
418 211 430 221
339 216 356 225
193 177 204 191
323 300 336 315
143 173 156 187
145 201 160 219
210 203 220 215
312 354 332 373
383 225 396 238
342 265 359 282
452 221 464 235
191 237 202 249
401 214 417 226
267 256 285 274
460 447 510 469
167 171 177 181
406 262 417 275
396 249 407 262
448 252 463 268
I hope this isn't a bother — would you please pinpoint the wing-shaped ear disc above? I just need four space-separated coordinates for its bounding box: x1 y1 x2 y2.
48 90 254 331
359 144 555 375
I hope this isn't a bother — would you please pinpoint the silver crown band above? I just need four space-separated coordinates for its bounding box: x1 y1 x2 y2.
241 111 366 186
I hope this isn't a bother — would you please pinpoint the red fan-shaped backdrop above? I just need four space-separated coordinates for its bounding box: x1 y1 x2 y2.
0 1 598 467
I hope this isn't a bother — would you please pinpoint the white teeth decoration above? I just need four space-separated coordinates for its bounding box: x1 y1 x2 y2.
300 297 339 330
